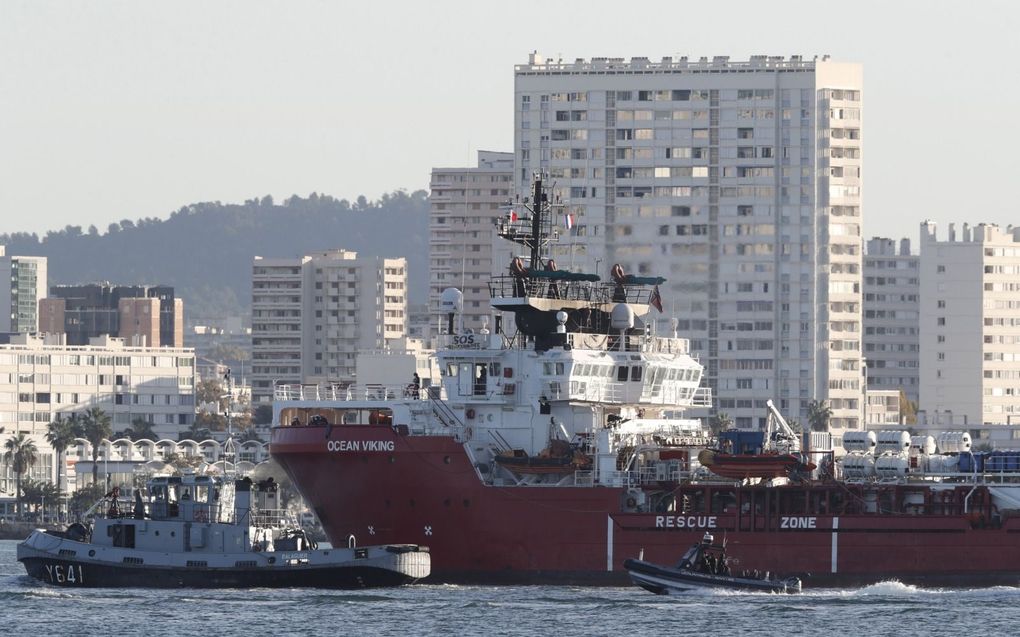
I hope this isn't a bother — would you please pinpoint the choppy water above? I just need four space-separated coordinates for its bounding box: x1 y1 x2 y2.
3 540 1020 636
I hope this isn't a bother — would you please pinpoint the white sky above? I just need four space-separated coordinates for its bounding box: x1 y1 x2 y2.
1 0 1018 247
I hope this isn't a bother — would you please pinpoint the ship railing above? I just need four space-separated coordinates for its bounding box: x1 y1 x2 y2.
489 274 609 304
598 470 638 488
564 333 692 356
274 383 425 402
249 508 294 529
573 470 595 486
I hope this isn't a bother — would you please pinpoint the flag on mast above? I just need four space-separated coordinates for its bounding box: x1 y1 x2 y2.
509 209 518 222
564 213 574 230
649 285 663 313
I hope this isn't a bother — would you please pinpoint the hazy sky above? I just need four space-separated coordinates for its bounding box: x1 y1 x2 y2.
2 0 1017 246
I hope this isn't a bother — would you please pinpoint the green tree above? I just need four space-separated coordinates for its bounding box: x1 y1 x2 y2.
708 411 733 435
239 427 263 443
69 484 107 519
180 421 212 442
3 432 39 517
197 378 225 407
81 407 113 486
21 479 60 520
253 404 274 426
46 414 82 499
121 417 158 442
806 400 833 433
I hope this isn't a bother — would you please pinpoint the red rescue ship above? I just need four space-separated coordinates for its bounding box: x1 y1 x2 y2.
271 178 1020 586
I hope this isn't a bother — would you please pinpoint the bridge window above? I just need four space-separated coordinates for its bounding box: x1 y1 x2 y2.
617 366 629 382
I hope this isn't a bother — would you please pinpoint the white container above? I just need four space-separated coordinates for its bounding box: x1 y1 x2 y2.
875 430 911 454
842 430 877 454
842 453 876 479
909 435 936 456
875 453 910 479
936 431 972 454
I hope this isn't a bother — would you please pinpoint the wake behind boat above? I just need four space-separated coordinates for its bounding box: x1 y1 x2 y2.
17 473 430 588
624 533 801 594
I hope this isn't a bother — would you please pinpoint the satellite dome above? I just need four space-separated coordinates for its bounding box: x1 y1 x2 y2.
440 288 464 314
610 304 635 330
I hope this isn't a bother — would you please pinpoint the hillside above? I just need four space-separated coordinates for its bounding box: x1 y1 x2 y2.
0 191 430 321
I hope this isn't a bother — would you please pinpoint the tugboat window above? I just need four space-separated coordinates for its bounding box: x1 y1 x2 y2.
617 366 629 382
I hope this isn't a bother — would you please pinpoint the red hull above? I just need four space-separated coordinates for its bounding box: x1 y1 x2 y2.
272 425 1020 586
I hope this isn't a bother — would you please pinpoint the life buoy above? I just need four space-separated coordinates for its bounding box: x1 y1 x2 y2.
510 257 526 277
465 408 476 419
611 263 626 284
626 496 637 509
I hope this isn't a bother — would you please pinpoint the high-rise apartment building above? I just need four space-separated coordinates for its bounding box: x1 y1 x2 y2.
0 249 47 334
39 284 184 347
251 250 407 403
919 221 1020 426
514 54 864 431
429 151 514 334
863 238 920 404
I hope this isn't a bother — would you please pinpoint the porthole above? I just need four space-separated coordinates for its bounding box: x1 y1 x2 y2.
88 550 95 557
443 456 451 465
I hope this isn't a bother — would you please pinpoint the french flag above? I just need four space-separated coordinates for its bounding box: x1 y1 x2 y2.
564 213 574 230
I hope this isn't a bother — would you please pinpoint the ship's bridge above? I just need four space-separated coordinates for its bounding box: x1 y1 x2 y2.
435 332 711 409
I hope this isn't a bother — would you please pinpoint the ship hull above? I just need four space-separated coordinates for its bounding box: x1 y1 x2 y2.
17 530 429 589
272 425 1020 587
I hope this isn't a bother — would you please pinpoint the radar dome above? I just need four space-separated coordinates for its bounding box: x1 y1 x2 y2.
610 304 635 330
440 288 464 314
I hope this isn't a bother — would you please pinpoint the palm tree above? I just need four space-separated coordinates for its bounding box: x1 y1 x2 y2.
3 432 39 517
806 400 833 433
81 407 113 486
46 414 82 501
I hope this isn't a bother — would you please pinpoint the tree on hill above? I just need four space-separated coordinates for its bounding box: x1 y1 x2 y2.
0 189 430 319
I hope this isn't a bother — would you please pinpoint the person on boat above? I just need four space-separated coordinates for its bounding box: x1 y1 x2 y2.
411 372 421 399
510 257 527 296
611 263 627 302
544 259 560 298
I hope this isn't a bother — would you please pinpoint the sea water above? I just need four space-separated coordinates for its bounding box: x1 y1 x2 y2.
3 540 1019 636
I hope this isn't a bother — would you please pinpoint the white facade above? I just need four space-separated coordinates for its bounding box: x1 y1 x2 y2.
251 250 407 403
0 334 196 437
429 151 513 335
0 253 47 334
863 238 919 403
919 221 1020 426
514 54 864 431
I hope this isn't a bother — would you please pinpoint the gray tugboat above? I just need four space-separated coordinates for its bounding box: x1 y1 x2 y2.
17 473 430 588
